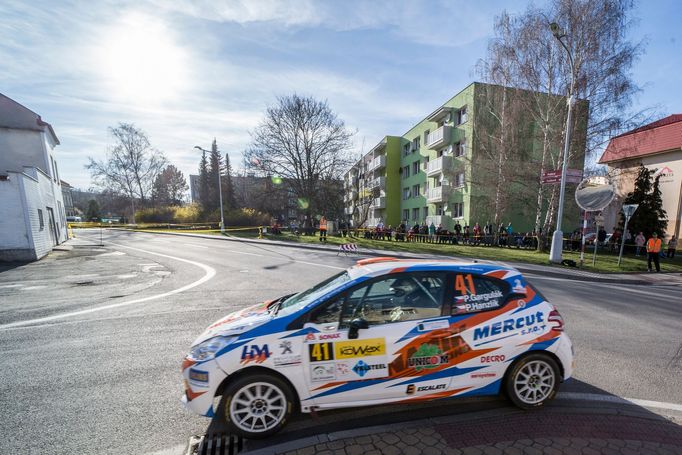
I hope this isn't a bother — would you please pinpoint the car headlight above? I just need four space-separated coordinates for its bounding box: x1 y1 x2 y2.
188 336 237 362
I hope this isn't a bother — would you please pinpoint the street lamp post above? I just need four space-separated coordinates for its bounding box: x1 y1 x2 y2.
549 22 577 264
194 145 225 233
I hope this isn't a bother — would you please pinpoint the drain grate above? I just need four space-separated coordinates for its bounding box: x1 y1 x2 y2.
190 433 243 455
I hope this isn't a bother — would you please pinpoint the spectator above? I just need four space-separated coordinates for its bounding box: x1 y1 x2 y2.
634 232 645 256
668 235 677 259
498 223 507 246
428 221 436 243
597 227 607 250
463 224 470 244
319 216 328 242
419 222 428 243
473 222 481 246
646 232 662 272
484 220 493 246
454 221 462 242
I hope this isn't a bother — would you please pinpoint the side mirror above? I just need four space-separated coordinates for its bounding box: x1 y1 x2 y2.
348 318 369 339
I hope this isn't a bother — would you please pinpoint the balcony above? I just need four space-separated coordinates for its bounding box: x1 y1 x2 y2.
426 156 453 177
369 155 386 171
371 197 386 209
366 217 383 227
369 176 386 189
427 185 452 203
426 125 452 150
426 215 453 230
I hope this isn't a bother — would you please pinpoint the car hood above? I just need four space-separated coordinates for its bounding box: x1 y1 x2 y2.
192 301 273 346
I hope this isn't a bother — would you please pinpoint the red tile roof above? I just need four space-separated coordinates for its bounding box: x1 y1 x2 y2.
599 114 682 164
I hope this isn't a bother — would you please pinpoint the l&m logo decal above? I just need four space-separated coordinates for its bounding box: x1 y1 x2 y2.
335 338 386 359
241 344 271 364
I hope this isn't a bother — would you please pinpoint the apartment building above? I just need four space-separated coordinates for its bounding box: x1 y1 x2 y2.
343 82 586 232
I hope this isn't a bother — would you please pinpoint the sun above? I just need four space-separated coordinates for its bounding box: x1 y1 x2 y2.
99 13 188 105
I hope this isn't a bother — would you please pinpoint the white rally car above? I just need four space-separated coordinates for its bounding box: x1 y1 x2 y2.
181 258 573 438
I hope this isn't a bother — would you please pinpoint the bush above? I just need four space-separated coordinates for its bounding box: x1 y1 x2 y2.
135 204 202 224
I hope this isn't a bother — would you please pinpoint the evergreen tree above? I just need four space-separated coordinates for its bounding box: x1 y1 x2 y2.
198 151 210 209
86 199 101 221
223 153 237 210
152 165 188 206
621 165 668 237
207 138 222 212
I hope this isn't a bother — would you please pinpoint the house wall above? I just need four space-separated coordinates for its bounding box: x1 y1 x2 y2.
0 128 48 175
604 150 682 240
0 172 32 259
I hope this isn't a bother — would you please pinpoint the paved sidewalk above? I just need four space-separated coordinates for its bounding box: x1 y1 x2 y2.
244 406 682 455
106 229 682 286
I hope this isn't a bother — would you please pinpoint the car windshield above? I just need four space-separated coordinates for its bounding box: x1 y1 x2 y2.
277 271 351 316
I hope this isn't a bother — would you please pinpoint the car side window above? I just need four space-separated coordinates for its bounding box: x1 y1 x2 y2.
309 294 345 325
340 273 446 327
452 273 508 315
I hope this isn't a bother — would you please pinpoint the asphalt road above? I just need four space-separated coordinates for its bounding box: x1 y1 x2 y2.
0 229 680 454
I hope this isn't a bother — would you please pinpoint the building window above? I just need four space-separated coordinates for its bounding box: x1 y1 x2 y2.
38 209 44 230
412 137 420 152
452 202 464 218
403 209 409 221
403 143 410 156
458 106 468 124
50 156 57 182
403 187 410 200
423 156 429 169
455 139 466 157
456 172 465 187
402 165 410 179
412 208 420 221
412 184 421 197
424 130 430 145
422 207 429 220
412 161 419 175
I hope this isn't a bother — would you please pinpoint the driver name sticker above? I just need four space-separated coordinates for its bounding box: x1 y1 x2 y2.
334 338 386 359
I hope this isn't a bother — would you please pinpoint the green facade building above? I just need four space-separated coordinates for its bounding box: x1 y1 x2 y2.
344 82 587 233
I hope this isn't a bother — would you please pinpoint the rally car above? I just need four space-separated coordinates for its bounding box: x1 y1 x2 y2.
181 258 573 438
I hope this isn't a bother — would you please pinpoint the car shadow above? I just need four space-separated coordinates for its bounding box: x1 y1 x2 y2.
196 378 682 452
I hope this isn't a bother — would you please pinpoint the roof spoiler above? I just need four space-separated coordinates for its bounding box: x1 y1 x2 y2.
356 257 400 266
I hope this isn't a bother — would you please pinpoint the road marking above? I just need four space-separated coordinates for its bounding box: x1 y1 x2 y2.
0 243 216 330
293 260 345 270
0 284 23 288
21 285 47 291
558 392 682 412
98 251 126 257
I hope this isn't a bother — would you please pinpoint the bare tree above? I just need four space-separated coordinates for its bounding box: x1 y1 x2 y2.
478 0 646 246
244 94 355 225
86 123 166 223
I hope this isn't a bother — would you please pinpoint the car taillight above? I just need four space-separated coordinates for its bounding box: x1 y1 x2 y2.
548 309 564 331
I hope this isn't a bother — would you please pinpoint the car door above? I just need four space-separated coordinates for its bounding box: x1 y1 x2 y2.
301 271 450 408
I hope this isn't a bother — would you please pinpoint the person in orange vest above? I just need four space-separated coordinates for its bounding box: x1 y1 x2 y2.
319 216 327 242
646 232 662 272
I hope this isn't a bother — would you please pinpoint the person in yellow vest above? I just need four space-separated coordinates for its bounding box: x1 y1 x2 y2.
319 216 327 242
646 232 662 272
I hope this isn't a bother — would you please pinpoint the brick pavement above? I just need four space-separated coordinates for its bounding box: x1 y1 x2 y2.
272 408 682 455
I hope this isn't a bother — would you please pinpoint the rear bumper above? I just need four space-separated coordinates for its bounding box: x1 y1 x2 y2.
554 334 574 381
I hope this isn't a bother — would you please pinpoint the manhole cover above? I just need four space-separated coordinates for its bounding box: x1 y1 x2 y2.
188 433 243 455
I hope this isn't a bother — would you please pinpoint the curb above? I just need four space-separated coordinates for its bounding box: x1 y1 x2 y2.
104 228 674 286
239 398 674 454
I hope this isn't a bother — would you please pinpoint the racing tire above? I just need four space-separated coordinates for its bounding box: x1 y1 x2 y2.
221 374 295 439
504 353 560 410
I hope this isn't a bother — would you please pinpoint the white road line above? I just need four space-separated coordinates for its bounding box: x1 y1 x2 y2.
293 260 345 270
0 243 216 330
558 392 682 413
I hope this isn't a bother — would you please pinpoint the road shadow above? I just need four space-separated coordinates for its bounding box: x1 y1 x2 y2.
193 378 681 453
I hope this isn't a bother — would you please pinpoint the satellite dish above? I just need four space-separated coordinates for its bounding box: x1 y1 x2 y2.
575 176 615 212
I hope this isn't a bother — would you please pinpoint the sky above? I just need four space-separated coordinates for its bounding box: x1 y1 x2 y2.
1 0 681 191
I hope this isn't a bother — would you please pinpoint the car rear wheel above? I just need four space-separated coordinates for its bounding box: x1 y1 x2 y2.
222 374 294 439
505 354 559 409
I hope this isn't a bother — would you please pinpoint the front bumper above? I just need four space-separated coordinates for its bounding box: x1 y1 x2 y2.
181 357 227 417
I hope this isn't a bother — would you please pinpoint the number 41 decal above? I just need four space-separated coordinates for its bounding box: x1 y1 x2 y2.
455 274 476 296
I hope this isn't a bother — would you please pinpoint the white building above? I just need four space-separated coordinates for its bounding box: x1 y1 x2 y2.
0 93 68 261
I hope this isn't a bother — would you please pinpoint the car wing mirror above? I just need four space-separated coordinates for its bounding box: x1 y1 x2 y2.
348 318 369 339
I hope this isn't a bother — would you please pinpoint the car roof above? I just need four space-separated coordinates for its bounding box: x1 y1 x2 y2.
347 257 521 280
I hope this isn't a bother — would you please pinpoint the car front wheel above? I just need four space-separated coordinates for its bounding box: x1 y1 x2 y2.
505 354 560 409
222 374 295 439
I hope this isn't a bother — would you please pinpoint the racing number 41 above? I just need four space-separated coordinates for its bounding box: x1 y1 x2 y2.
309 342 334 362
